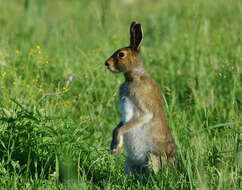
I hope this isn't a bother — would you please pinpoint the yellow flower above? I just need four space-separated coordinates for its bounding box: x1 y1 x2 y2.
15 50 21 54
43 61 48 64
63 101 68 106
62 87 69 93
36 45 41 49
80 115 84 121
1 72 6 78
0 51 5 56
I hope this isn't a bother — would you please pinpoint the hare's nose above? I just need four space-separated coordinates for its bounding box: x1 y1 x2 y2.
105 61 109 66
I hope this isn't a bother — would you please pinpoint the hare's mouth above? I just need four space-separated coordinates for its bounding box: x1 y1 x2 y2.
106 66 121 73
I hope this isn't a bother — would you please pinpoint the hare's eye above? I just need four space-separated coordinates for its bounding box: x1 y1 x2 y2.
118 51 125 58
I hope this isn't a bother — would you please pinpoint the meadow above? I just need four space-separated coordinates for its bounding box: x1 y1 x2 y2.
0 0 241 189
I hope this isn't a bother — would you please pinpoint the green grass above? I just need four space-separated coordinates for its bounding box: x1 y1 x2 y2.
0 0 241 189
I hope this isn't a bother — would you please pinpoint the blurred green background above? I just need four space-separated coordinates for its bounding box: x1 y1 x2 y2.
0 0 241 189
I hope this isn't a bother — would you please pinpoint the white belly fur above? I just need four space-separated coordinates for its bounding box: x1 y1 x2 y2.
120 97 150 163
120 97 134 123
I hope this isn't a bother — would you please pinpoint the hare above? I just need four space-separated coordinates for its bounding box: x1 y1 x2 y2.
105 21 176 174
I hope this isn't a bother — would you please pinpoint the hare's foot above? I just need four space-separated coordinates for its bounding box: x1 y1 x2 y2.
147 152 161 174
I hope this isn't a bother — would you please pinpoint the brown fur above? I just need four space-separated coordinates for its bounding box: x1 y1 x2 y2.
105 21 176 174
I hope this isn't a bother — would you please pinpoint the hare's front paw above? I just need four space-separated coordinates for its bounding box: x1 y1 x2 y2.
109 147 119 154
109 128 123 154
109 136 120 154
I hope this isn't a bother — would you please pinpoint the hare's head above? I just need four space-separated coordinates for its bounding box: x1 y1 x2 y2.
105 21 143 73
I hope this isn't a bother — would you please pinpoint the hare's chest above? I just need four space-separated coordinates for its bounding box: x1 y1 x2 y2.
120 96 136 123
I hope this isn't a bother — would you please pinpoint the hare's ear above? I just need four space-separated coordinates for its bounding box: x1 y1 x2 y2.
130 21 143 51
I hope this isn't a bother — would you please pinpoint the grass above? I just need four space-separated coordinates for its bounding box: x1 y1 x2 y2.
0 0 241 189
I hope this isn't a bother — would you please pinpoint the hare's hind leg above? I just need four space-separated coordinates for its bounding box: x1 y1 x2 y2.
165 141 177 167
